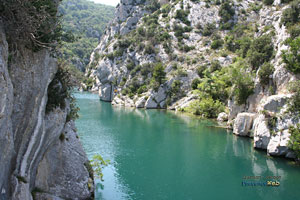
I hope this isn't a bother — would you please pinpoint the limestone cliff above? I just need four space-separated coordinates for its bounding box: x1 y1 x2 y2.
87 0 300 160
0 10 93 200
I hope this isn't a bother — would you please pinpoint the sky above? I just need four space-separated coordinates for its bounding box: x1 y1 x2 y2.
90 0 120 6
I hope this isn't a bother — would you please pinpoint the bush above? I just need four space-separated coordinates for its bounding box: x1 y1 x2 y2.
210 60 221 72
174 9 190 25
197 65 207 78
144 44 156 54
281 0 300 27
46 61 79 121
263 0 274 5
247 34 274 70
152 63 166 85
218 1 235 30
186 98 225 118
288 124 300 159
191 78 201 90
0 0 61 50
211 39 224 49
230 61 254 105
169 80 182 98
202 23 216 36
126 61 135 71
258 62 274 85
282 37 300 73
287 81 300 115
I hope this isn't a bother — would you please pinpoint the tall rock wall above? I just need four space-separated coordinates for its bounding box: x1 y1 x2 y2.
0 19 93 200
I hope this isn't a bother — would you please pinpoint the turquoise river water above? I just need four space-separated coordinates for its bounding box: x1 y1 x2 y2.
74 92 300 200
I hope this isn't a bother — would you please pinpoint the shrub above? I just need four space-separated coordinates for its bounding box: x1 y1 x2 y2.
144 44 156 54
46 61 79 121
186 98 225 118
247 34 274 70
230 61 254 105
288 124 300 159
202 23 216 36
287 81 300 115
282 37 300 73
169 80 182 98
137 85 147 94
210 60 221 72
281 0 300 27
263 0 274 5
0 0 61 50
197 65 207 78
191 78 201 90
288 24 300 39
258 62 274 85
152 63 166 85
211 39 224 49
174 9 190 25
218 1 235 30
126 61 135 71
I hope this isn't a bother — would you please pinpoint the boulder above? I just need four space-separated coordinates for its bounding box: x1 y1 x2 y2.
145 85 167 109
217 112 228 122
135 96 147 108
99 84 113 102
233 113 257 137
253 114 271 149
261 94 291 113
267 130 295 159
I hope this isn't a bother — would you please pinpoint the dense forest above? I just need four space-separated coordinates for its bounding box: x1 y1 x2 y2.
59 0 115 72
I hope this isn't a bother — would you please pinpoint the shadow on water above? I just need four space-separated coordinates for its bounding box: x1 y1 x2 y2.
74 92 300 200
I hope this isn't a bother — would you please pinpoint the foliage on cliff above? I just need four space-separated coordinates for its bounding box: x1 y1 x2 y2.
59 0 115 67
0 0 62 50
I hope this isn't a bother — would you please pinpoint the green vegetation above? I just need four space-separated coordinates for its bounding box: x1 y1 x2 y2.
288 124 300 159
59 0 114 67
0 0 62 50
258 62 274 85
152 63 166 89
230 59 255 105
46 61 79 122
91 154 109 181
263 0 274 5
287 81 300 115
282 37 300 73
218 1 235 30
247 34 274 70
281 0 300 27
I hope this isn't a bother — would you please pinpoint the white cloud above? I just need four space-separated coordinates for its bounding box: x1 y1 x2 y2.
90 0 120 6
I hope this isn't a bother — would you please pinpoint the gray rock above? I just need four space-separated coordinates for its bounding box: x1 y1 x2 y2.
135 96 147 108
217 112 228 122
261 94 291 113
35 121 93 200
0 24 14 200
233 113 257 137
99 83 113 102
253 114 271 149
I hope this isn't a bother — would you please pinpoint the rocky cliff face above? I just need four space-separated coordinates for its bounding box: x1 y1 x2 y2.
87 0 300 160
0 21 93 200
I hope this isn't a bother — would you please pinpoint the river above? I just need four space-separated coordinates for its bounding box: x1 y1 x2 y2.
74 92 300 200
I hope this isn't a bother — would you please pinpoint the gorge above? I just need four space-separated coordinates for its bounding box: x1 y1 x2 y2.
1 0 300 199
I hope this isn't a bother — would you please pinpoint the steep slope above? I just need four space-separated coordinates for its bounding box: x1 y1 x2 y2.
87 0 300 161
59 0 115 72
0 1 93 199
